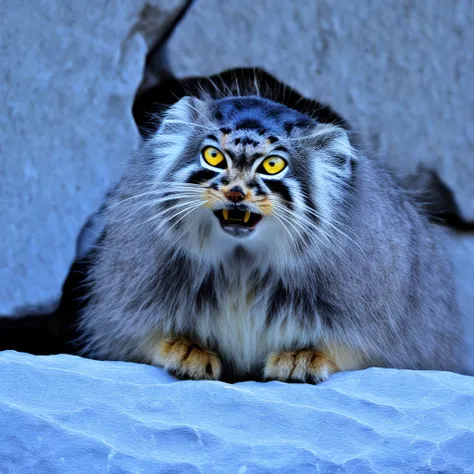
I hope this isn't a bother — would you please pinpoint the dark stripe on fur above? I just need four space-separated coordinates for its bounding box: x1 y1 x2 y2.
246 178 265 196
265 180 293 210
266 109 283 119
225 149 237 162
241 137 259 147
195 271 218 312
296 119 311 128
236 119 263 130
271 145 289 154
332 153 347 168
313 133 339 150
347 158 358 189
266 280 316 327
186 169 218 184
284 122 295 135
299 179 320 225
184 343 200 360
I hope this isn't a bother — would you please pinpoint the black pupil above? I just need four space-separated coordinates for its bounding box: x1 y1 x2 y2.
269 161 275 167
212 152 217 157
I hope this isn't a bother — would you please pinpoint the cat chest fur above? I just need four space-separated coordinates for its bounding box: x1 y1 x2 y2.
175 266 323 376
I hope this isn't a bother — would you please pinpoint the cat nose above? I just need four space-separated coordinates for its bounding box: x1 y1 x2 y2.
225 186 246 203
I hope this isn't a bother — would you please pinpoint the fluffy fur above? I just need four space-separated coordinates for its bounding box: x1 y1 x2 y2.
78 90 465 382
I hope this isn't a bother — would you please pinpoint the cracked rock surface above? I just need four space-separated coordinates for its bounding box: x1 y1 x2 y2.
441 229 474 373
1 351 474 473
0 0 183 314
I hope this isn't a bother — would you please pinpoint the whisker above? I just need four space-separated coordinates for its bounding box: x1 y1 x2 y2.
104 193 202 212
105 186 204 211
169 202 208 230
282 210 337 252
122 199 204 236
291 188 354 229
233 72 241 96
164 119 214 132
152 182 204 188
272 213 297 247
141 201 205 236
152 199 204 219
274 204 334 249
275 193 365 256
271 205 306 242
110 195 205 223
152 193 204 204
273 203 333 249
302 206 365 255
206 76 225 97
285 126 343 143
253 68 260 97
157 198 204 214
184 101 217 128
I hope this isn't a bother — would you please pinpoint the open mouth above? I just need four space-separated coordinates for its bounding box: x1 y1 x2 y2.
213 208 263 236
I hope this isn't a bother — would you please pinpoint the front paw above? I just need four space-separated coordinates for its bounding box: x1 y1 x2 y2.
264 350 338 384
156 337 222 380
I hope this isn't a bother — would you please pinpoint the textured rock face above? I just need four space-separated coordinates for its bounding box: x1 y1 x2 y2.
0 0 183 313
1 351 474 473
441 230 474 373
168 0 474 218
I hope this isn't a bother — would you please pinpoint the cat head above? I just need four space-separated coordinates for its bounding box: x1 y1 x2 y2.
139 95 357 264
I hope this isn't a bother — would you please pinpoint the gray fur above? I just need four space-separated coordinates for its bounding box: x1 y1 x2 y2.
78 94 466 380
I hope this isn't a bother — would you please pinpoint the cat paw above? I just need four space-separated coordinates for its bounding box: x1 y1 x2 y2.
157 337 222 380
264 350 338 384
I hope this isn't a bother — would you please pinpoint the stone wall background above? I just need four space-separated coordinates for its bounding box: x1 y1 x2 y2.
1 0 182 313
1 0 473 365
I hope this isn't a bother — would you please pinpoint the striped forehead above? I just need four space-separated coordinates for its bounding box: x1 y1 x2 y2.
208 97 314 166
212 97 313 135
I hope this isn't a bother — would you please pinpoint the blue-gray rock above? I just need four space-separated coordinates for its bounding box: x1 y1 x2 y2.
1 351 473 473
0 0 184 314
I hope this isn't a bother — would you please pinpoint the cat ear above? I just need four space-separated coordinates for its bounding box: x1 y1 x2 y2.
306 123 356 169
153 96 208 139
164 96 208 124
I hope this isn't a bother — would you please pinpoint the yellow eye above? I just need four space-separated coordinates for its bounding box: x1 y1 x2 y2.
202 146 226 168
259 156 287 175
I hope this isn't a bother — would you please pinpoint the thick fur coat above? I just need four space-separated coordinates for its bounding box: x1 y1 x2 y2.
78 92 465 382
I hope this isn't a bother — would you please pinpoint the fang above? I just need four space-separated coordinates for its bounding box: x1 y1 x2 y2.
244 211 251 223
223 209 229 220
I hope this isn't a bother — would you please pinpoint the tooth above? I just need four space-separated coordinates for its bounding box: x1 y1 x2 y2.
244 211 251 223
223 209 229 220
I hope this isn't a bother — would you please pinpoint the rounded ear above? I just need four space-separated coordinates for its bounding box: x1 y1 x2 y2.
305 123 357 187
327 126 354 161
152 97 209 139
304 123 347 149
166 96 208 123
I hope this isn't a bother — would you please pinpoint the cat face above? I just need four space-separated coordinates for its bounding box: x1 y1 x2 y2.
149 96 355 261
